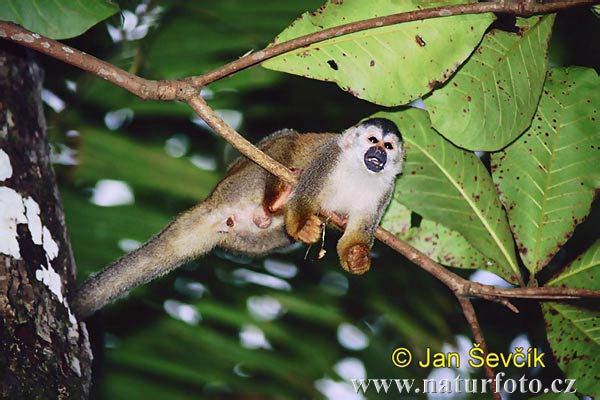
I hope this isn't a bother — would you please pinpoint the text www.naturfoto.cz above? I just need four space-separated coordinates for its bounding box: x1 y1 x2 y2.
351 373 577 396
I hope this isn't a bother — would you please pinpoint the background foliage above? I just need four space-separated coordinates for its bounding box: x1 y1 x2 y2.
6 0 600 398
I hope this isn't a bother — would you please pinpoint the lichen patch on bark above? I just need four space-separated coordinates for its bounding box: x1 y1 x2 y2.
0 149 12 180
23 196 42 244
0 186 26 259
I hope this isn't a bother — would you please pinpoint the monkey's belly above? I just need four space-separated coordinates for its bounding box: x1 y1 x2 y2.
215 202 293 257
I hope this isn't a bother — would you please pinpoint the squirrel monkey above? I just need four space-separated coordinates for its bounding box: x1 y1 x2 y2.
71 118 404 317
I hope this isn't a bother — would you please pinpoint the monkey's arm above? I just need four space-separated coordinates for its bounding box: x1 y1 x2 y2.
261 131 335 215
337 188 393 275
255 129 300 214
336 215 377 275
283 137 339 244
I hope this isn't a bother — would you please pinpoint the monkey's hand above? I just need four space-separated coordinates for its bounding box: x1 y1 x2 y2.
294 215 323 244
340 243 371 275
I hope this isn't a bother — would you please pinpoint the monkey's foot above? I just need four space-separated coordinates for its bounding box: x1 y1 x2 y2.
296 215 323 244
343 244 371 275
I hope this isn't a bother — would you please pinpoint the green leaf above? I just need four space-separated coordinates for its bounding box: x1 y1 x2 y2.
196 299 338 370
0 0 119 39
491 67 600 274
262 0 494 106
424 15 555 151
542 303 600 397
547 239 600 290
376 108 520 283
272 293 345 326
381 201 492 270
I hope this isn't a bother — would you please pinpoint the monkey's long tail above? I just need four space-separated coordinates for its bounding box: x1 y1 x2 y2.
70 202 220 318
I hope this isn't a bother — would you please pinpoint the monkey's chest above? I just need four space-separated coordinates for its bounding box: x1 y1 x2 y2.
319 167 389 215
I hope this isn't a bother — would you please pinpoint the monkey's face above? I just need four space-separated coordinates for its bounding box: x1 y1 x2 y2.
342 118 404 176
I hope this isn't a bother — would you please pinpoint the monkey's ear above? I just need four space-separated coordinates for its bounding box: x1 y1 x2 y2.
341 127 359 150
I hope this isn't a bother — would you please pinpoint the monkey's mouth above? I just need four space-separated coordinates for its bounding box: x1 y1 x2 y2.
364 147 387 172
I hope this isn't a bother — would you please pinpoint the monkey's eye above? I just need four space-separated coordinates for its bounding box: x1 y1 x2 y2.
384 142 394 150
368 136 378 144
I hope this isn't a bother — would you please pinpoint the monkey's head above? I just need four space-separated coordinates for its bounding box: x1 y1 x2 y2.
341 118 404 176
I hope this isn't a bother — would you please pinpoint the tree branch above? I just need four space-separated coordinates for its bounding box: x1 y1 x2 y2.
457 296 500 400
188 97 298 183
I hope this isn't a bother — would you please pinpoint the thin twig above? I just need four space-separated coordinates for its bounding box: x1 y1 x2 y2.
463 288 520 314
187 96 297 183
469 283 600 299
457 296 500 400
190 0 598 87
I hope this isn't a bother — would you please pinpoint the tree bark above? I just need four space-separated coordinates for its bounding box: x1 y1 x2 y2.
0 45 92 398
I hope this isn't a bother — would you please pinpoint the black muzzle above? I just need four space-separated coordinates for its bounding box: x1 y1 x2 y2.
364 147 387 172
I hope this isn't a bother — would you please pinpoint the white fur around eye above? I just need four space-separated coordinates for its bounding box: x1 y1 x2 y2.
365 126 381 138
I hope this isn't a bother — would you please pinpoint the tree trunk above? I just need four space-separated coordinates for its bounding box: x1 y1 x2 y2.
0 45 92 398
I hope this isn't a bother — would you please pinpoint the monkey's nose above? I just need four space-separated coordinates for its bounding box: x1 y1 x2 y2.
364 147 387 172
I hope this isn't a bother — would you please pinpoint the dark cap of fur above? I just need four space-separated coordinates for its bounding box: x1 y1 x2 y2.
358 118 402 142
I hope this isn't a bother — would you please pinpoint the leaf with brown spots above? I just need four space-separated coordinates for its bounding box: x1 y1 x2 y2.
542 303 600 397
262 0 494 106
491 67 600 274
381 201 495 274
548 239 600 290
529 394 577 400
424 15 555 151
